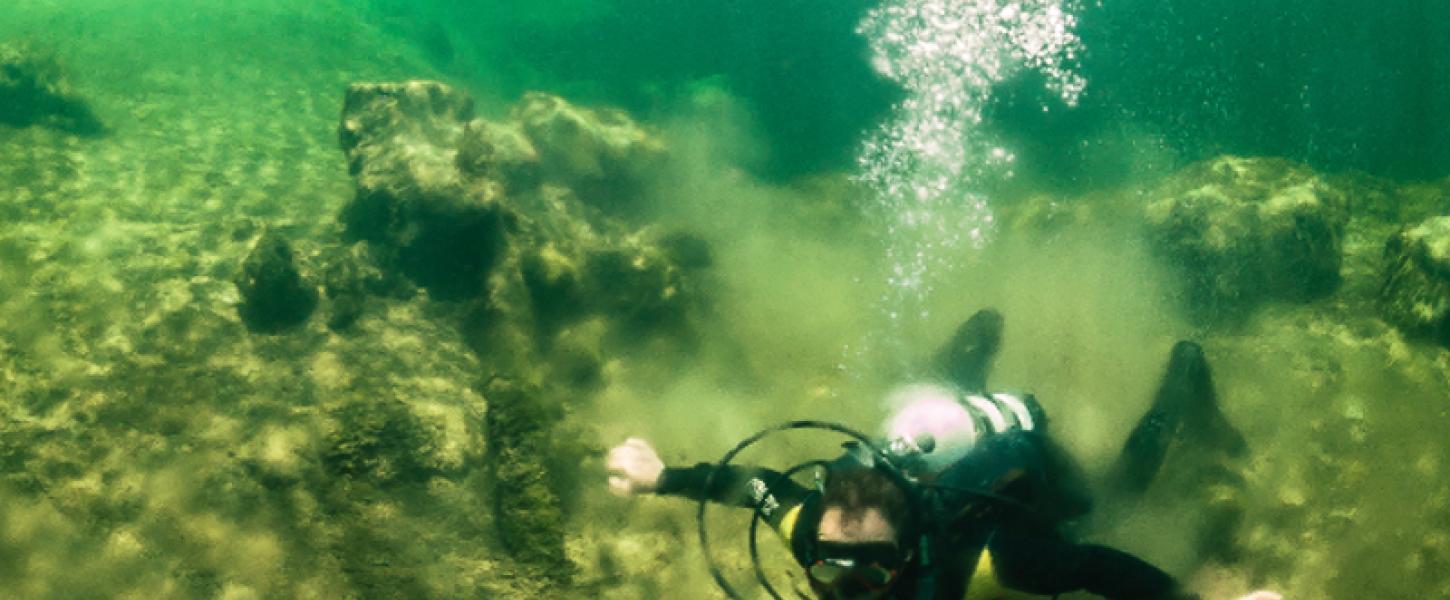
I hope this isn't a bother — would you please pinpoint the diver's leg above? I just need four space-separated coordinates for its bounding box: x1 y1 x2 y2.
1113 342 1252 566
933 308 1004 394
1038 434 1096 523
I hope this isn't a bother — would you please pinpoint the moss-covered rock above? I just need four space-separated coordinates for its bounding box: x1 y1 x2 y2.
339 81 511 301
512 92 665 215
1145 156 1349 321
335 80 706 344
457 119 542 196
584 241 693 337
331 80 709 594
1380 216 1450 346
235 231 318 333
323 394 440 486
0 41 103 135
483 378 573 585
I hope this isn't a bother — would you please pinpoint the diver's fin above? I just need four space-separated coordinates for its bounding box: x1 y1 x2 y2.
1113 341 1248 494
933 308 1004 394
1112 405 1178 495
1162 341 1247 456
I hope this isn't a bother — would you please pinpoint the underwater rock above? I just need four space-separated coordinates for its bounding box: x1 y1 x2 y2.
235 231 318 333
658 230 715 271
0 41 102 134
585 243 691 336
1380 216 1450 345
501 194 704 352
321 242 394 331
456 118 542 196
322 394 441 485
339 80 511 301
1145 156 1349 321
512 92 665 214
335 82 709 588
337 80 705 342
483 377 573 584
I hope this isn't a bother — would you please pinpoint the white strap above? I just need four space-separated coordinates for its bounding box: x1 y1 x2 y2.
964 394 1009 433
992 393 1036 431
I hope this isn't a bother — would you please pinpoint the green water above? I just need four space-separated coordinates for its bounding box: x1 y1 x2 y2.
2 1 1448 598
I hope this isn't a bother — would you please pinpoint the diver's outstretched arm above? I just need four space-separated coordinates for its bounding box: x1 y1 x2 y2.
934 308 1004 394
1111 341 1247 494
605 438 811 513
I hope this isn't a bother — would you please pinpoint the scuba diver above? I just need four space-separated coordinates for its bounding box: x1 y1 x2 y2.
607 309 1279 600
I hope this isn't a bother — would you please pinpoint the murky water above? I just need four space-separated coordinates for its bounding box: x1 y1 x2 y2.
2 1 1449 599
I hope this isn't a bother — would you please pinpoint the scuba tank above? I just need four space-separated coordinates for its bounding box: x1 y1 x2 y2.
881 383 1042 481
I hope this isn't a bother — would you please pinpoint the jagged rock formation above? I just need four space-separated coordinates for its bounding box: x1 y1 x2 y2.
338 81 508 301
235 231 318 333
1380 216 1450 346
337 81 690 325
510 92 665 213
334 80 707 587
0 41 102 134
1145 156 1349 321
338 81 701 343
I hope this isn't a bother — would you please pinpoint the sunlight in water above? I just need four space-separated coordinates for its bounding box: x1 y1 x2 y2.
856 0 1086 326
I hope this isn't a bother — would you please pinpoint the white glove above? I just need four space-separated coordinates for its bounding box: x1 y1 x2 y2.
1235 592 1281 600
606 437 665 497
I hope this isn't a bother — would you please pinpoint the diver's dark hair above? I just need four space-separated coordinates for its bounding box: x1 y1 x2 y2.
821 466 914 541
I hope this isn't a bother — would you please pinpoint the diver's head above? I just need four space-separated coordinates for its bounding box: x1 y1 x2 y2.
808 467 915 599
881 384 978 479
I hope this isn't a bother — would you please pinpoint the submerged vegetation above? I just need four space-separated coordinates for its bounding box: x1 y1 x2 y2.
1 1 1449 599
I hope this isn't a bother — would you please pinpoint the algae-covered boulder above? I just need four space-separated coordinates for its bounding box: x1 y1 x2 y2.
0 41 102 134
334 80 707 588
323 395 442 486
456 118 542 196
512 92 665 213
1380 216 1450 345
1145 156 1349 320
483 378 572 582
339 80 510 301
336 80 704 341
235 231 318 333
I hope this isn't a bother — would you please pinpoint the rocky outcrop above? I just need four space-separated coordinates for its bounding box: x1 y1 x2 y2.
235 231 318 333
483 378 572 583
1380 216 1450 346
334 80 706 585
1145 156 1349 321
338 81 509 301
510 92 665 212
336 80 700 339
0 41 102 134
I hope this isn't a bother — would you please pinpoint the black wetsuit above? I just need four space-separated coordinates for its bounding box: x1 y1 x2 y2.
657 430 1191 600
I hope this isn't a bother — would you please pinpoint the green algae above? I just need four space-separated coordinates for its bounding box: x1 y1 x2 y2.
483 378 574 586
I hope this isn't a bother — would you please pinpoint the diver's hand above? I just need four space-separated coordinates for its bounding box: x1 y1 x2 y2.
607 437 664 496
1235 592 1281 600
